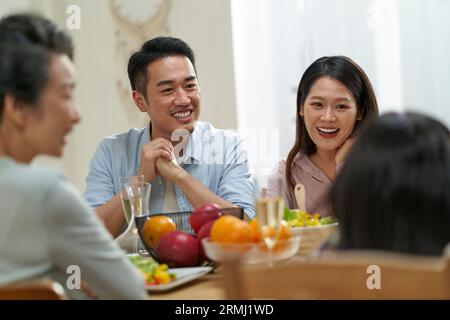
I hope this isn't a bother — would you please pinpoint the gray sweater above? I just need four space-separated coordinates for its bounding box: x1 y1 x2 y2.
0 157 147 299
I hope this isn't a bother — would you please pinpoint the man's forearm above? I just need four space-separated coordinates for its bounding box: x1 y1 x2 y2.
95 193 126 238
175 172 237 209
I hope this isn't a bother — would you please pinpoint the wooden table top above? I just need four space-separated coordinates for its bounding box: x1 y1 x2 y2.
147 253 318 300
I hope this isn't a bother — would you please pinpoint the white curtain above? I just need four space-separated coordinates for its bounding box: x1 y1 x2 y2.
231 0 450 184
396 0 450 120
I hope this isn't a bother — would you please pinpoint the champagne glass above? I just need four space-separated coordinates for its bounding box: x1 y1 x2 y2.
116 176 144 255
125 181 151 255
257 176 284 249
119 176 143 224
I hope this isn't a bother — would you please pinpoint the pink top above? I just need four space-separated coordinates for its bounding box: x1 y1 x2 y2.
267 153 333 217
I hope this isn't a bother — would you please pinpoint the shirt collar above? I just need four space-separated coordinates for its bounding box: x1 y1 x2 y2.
293 152 332 184
182 121 203 164
138 122 151 152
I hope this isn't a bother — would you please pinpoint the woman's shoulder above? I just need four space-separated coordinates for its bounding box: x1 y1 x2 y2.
2 159 60 183
293 151 308 163
277 158 287 169
0 160 78 229
1 160 67 201
24 165 65 190
277 152 308 171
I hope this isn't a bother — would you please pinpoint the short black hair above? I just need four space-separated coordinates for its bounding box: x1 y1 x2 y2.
330 112 450 255
0 14 73 121
127 36 196 96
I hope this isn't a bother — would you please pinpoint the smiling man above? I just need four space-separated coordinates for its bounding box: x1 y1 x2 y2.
84 37 256 237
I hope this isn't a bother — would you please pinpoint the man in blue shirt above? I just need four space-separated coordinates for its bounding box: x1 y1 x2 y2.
84 37 256 237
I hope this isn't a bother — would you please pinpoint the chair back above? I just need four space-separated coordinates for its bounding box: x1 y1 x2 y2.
222 250 450 299
0 280 67 300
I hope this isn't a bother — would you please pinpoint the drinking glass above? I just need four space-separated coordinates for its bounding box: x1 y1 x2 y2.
119 176 143 224
124 181 151 254
116 176 145 255
124 181 151 219
256 176 285 249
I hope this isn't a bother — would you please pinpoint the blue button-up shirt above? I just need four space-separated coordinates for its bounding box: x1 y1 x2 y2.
83 121 256 219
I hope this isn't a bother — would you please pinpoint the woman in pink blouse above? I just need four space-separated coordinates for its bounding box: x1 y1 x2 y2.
269 56 378 216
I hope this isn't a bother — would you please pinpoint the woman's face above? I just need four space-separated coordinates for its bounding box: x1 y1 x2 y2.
24 54 81 158
301 76 360 153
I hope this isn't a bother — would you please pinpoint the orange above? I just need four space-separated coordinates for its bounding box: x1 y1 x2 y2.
259 220 292 252
276 220 292 241
249 219 263 243
142 215 176 249
257 220 291 241
273 220 293 252
210 216 252 244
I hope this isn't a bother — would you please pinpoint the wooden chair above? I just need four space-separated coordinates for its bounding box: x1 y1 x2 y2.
0 280 67 300
222 250 450 299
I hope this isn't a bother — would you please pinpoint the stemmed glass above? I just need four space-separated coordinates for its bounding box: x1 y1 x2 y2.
125 181 151 254
119 176 143 224
116 176 145 255
257 176 285 250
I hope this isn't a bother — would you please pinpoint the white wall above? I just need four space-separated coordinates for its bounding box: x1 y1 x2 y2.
1 0 238 191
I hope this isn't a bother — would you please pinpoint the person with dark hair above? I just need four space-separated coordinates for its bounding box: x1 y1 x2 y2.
330 112 450 256
0 14 146 299
84 37 256 238
268 56 379 216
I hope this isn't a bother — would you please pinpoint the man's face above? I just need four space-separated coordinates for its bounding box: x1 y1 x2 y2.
138 55 201 141
24 54 80 158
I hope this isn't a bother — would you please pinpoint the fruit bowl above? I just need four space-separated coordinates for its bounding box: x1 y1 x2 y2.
290 223 338 256
134 207 244 262
202 236 301 264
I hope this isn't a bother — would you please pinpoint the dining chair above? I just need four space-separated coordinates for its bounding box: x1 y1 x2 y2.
0 280 67 300
222 250 450 299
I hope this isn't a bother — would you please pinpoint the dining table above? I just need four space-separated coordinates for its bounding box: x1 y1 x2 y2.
143 221 336 299
147 252 317 300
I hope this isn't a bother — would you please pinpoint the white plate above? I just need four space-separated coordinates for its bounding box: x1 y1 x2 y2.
146 266 213 292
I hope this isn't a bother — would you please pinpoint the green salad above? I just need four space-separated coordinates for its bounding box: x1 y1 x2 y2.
283 208 337 227
129 255 176 285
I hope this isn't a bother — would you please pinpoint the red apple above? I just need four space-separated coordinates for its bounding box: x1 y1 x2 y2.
197 220 216 261
156 231 199 267
189 202 223 234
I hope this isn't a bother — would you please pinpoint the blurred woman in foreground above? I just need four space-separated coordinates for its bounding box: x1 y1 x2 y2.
330 112 450 255
0 14 146 299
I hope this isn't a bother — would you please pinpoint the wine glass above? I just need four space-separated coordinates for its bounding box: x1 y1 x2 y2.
257 176 285 250
119 176 143 224
116 176 145 255
125 181 151 255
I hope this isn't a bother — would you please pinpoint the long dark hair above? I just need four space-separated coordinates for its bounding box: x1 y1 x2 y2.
285 56 379 190
330 112 450 255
